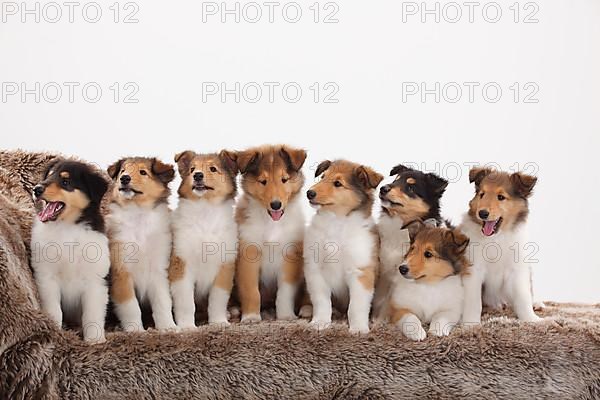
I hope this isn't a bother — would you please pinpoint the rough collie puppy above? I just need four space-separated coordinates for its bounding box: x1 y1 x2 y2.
106 157 177 331
235 145 307 322
390 222 470 341
169 150 238 328
304 160 383 333
31 160 110 343
460 167 540 323
374 164 448 319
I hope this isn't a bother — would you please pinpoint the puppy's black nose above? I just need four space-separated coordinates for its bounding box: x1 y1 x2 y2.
270 200 282 210
120 175 131 185
307 190 316 200
399 265 409 275
380 185 391 194
33 185 44 198
478 209 490 220
194 172 204 182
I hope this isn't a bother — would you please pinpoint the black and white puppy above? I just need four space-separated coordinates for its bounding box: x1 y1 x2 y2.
31 159 110 344
374 164 449 319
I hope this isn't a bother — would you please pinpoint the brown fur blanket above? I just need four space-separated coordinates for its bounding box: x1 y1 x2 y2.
1 150 599 399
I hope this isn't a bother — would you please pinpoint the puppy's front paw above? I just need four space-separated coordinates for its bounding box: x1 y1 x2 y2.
298 305 313 319
209 319 231 327
156 323 180 332
404 325 427 341
461 313 481 326
348 324 370 335
309 319 331 331
429 324 452 337
241 313 262 323
177 323 197 331
277 312 298 321
122 322 145 332
520 314 541 323
85 336 106 345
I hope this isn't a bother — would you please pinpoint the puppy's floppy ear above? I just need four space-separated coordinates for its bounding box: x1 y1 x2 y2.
84 169 109 204
402 219 425 241
314 160 331 178
510 172 537 198
174 151 195 175
445 229 470 255
43 158 62 179
468 167 493 187
427 173 449 195
151 158 175 184
107 158 125 180
389 164 413 177
219 150 238 175
280 146 307 173
237 150 261 175
355 165 384 190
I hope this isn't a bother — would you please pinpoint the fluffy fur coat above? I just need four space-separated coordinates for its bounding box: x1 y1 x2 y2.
0 150 599 399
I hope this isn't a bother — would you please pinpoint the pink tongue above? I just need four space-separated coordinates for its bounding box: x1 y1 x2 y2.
482 221 496 236
269 210 284 221
38 202 60 222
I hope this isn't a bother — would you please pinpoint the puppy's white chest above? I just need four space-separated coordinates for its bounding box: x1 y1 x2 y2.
308 212 375 289
392 276 463 322
173 200 237 288
31 220 110 282
114 208 166 244
107 204 171 291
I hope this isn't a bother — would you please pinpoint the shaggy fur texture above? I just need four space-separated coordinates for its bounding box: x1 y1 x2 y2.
1 150 599 399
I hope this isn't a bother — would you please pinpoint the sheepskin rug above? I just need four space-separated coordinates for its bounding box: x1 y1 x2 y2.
0 150 599 399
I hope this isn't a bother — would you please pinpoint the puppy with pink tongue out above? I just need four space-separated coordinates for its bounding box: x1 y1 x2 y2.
234 145 308 322
459 167 541 324
31 160 110 344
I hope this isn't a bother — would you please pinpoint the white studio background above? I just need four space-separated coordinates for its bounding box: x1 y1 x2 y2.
0 0 598 303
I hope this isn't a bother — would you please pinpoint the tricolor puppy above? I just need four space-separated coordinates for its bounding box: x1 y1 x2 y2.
391 222 470 341
304 160 383 333
374 164 449 319
235 145 307 322
169 150 238 328
460 167 540 324
106 157 177 331
31 159 110 344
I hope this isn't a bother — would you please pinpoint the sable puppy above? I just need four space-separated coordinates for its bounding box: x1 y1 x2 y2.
235 145 307 322
390 222 470 341
460 167 541 324
106 157 177 331
304 160 383 334
374 164 448 319
31 159 110 344
169 150 238 328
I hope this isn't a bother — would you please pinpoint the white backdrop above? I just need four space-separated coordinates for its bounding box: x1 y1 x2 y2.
1 0 599 303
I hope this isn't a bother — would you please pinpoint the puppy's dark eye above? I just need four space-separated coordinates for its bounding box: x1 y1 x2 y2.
497 194 506 201
140 170 148 176
259 179 267 186
407 185 415 192
61 179 69 187
334 180 342 187
282 177 289 184
210 166 217 173
424 251 433 258
190 167 195 173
